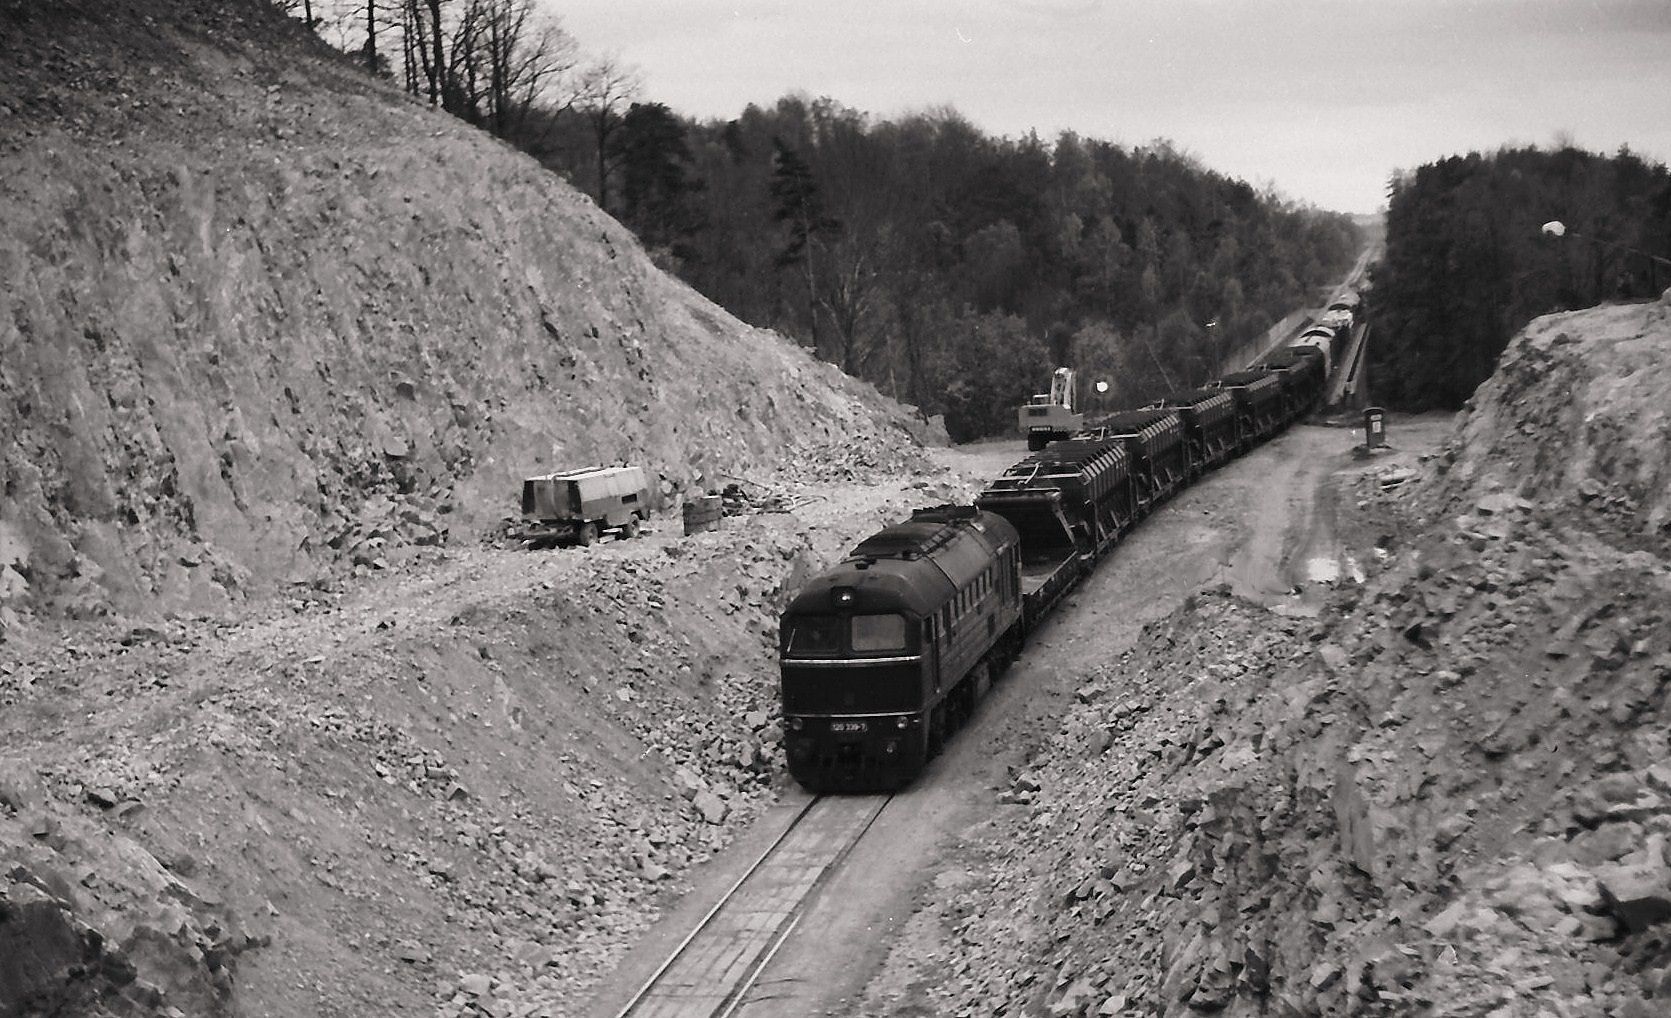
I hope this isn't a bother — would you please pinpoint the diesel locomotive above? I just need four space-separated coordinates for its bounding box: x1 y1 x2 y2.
778 506 1025 790
778 301 1356 792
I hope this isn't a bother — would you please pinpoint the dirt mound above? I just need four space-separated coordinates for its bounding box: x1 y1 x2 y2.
0 0 937 629
862 297 1671 1017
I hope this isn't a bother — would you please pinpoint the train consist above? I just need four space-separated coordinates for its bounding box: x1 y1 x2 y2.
777 295 1357 791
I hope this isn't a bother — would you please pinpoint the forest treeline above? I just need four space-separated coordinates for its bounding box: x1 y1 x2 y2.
279 0 1362 439
580 99 1364 441
1370 145 1671 411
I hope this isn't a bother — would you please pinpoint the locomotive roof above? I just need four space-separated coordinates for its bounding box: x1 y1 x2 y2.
785 507 1018 619
848 508 970 560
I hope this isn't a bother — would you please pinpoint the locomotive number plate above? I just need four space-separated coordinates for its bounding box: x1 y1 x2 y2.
829 721 868 733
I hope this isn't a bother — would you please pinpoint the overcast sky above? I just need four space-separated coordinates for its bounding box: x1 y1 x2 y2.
546 0 1671 215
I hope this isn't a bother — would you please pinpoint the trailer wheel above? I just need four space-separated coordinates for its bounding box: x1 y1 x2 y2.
577 522 599 547
620 516 640 539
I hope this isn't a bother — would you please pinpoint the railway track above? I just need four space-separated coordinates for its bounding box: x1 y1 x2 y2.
610 794 892 1018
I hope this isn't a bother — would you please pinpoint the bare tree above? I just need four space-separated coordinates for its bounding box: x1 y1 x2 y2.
363 0 379 74
268 0 318 30
816 231 884 374
574 57 642 212
418 0 446 107
401 0 420 93
296 1 396 74
445 0 485 120
475 0 577 137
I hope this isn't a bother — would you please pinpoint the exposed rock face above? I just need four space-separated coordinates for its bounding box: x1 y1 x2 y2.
0 0 935 621
1 807 255 1018
0 879 97 1017
1426 289 1671 554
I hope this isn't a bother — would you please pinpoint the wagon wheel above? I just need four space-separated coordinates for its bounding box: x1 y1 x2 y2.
577 522 599 547
620 516 640 539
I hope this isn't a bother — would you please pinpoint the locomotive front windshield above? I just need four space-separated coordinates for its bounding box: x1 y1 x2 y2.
784 615 843 655
850 613 907 652
782 613 912 656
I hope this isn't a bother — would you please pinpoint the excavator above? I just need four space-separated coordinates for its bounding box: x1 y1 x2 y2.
1016 367 1084 451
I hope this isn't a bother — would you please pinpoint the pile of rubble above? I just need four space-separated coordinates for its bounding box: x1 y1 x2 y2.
325 489 456 574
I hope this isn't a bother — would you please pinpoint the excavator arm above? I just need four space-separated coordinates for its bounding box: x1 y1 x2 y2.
1048 367 1076 413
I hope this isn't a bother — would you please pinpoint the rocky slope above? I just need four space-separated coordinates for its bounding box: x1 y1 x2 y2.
862 291 1671 1017
0 0 935 629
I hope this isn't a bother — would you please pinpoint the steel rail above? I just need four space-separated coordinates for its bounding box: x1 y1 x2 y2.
713 912 802 1018
609 796 821 1018
717 793 893 1018
611 794 891 1018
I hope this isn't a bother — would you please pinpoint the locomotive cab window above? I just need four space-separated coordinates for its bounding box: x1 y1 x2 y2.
851 613 908 653
783 615 842 655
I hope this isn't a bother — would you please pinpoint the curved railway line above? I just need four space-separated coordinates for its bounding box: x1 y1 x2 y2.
608 795 892 1018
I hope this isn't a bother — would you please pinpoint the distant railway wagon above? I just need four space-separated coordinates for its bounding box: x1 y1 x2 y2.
779 299 1341 792
1147 388 1238 477
1316 290 1359 357
976 437 1137 626
1290 325 1341 376
1080 408 1189 510
1210 371 1288 450
1257 348 1328 420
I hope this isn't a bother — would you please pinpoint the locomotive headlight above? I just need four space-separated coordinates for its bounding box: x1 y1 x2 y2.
895 715 910 730
789 716 804 731
833 587 856 607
